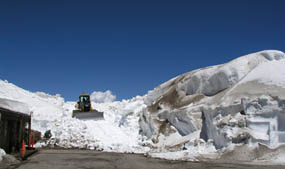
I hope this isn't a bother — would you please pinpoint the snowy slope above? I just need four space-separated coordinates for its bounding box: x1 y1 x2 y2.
0 80 148 153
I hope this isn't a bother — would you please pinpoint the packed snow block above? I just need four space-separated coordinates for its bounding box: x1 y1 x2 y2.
184 75 200 95
271 95 285 109
200 109 227 149
139 109 155 138
157 110 197 136
182 67 237 97
182 65 234 97
260 50 285 61
245 96 285 146
204 71 233 96
119 111 133 127
218 103 244 117
278 112 285 132
247 121 271 145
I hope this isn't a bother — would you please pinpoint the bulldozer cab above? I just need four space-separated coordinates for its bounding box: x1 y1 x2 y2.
72 94 104 120
78 94 91 112
79 95 90 102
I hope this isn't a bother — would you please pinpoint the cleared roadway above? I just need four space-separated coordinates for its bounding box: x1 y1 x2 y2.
13 149 284 169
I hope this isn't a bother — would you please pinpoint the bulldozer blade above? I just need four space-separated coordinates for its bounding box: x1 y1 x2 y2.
72 110 104 120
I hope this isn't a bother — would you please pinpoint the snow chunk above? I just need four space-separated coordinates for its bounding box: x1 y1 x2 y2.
149 139 218 161
0 149 6 162
260 50 285 61
90 90 116 103
0 98 30 114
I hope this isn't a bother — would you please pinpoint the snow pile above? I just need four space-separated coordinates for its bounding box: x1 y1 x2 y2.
139 50 285 164
90 90 116 103
0 80 65 132
149 139 218 161
140 50 285 140
46 97 148 153
0 98 30 114
0 80 148 153
0 149 5 162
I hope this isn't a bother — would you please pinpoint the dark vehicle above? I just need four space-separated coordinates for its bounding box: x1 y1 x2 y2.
72 94 104 120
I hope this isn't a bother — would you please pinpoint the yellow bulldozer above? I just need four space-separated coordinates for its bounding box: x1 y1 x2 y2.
72 94 104 120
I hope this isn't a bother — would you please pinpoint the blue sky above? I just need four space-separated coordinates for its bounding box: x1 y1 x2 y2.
0 0 284 101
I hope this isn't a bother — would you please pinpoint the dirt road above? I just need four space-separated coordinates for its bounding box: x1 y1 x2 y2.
11 149 284 169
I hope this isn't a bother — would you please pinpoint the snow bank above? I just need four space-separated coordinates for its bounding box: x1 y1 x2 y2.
140 50 285 139
0 80 65 132
0 80 155 154
0 149 5 162
0 98 30 114
139 50 285 164
0 80 149 153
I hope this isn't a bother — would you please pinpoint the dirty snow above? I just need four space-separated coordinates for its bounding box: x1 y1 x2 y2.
139 50 285 164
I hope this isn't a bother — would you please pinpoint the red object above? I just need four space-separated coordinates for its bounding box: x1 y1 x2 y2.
21 140 26 151
20 140 26 159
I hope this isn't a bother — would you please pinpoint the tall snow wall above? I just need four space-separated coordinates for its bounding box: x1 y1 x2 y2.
139 50 285 149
